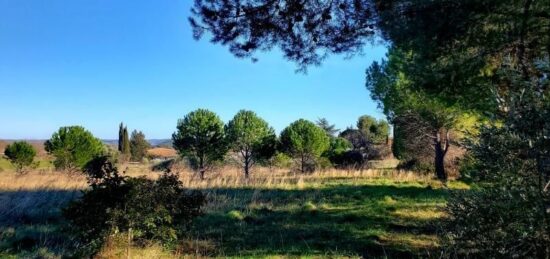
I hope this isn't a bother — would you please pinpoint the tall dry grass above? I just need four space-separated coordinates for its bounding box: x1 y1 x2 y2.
0 164 430 225
0 163 444 258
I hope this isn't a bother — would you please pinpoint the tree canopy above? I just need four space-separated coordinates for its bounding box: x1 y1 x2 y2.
356 115 389 144
280 119 330 173
45 126 104 173
4 141 37 174
130 130 151 162
190 1 550 255
316 118 339 137
225 110 277 178
172 109 227 179
190 0 379 70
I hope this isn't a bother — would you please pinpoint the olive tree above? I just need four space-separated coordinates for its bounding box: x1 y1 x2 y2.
4 141 37 174
45 126 104 173
280 119 330 173
172 109 227 180
226 110 276 178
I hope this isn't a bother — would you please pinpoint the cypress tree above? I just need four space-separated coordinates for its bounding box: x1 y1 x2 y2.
123 126 130 157
118 122 124 152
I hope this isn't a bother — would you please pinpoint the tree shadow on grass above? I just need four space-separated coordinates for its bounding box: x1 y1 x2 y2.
0 190 80 256
0 189 81 226
190 184 448 258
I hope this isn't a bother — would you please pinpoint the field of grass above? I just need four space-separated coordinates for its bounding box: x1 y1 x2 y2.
0 165 468 258
0 157 53 173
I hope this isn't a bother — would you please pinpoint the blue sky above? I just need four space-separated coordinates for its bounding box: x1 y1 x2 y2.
0 0 387 139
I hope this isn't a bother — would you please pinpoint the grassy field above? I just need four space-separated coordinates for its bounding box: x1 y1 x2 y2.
0 165 467 258
0 157 53 173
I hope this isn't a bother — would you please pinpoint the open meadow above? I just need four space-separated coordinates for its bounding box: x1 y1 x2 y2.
0 163 468 258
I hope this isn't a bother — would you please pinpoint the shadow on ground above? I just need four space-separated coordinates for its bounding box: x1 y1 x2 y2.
190 184 448 258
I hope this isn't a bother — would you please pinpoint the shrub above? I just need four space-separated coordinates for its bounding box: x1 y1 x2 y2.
45 126 104 173
270 152 292 169
302 201 317 212
324 137 351 161
4 141 37 174
316 157 333 171
227 210 245 221
63 156 206 255
396 159 434 174
330 150 366 170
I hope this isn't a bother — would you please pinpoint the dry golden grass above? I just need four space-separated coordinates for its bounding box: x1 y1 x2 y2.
0 163 450 258
0 164 433 224
0 171 87 191
147 148 178 159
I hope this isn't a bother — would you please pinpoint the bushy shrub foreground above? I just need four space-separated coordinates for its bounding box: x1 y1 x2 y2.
63 156 206 255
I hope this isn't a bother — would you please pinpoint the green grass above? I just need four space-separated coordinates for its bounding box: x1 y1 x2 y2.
0 157 53 172
0 158 12 171
187 178 456 258
0 173 464 258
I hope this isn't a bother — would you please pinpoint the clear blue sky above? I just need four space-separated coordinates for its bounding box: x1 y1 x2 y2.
0 0 387 140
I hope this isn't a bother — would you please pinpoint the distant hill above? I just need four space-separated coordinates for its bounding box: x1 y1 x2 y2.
101 139 172 148
148 139 173 148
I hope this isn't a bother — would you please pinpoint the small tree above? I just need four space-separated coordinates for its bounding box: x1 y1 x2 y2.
280 119 330 173
226 110 276 178
45 126 104 173
172 109 227 180
130 130 151 162
117 123 131 162
4 141 37 174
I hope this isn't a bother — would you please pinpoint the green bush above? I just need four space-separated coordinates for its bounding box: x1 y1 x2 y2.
63 156 206 255
270 152 292 169
227 210 245 221
316 157 333 171
4 141 37 174
396 159 434 174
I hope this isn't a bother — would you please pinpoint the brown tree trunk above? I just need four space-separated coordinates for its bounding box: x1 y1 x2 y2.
434 129 449 183
199 156 205 180
244 156 250 179
301 154 305 174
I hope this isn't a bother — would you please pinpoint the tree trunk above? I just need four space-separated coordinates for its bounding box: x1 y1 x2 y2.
199 168 205 180
244 156 250 179
199 156 205 180
301 154 305 174
434 129 449 183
